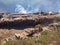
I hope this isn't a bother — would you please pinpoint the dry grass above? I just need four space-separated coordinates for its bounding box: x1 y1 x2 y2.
3 26 60 45
35 24 43 32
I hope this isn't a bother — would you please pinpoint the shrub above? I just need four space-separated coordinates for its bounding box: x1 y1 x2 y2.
35 24 43 32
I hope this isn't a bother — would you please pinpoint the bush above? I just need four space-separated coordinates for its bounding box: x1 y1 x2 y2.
35 24 43 32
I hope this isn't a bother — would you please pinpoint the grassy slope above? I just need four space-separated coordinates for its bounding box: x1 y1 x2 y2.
3 26 60 45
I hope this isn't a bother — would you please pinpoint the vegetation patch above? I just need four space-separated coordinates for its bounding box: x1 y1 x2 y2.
3 26 60 45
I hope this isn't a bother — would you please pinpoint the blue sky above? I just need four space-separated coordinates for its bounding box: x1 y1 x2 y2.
0 0 60 13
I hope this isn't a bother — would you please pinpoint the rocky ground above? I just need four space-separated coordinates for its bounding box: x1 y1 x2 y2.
0 14 60 45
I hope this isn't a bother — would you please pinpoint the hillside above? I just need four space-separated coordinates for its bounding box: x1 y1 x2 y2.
0 13 60 45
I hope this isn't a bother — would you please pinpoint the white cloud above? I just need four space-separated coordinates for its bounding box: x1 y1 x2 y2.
15 4 27 14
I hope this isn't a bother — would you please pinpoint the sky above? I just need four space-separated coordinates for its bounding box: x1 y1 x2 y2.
0 0 60 13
